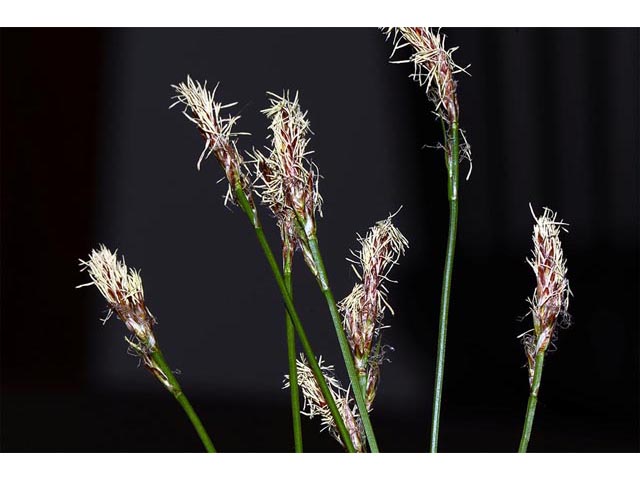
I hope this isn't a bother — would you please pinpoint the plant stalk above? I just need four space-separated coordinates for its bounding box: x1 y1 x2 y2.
306 234 380 453
358 373 368 404
284 247 304 452
518 352 545 452
150 347 216 453
233 185 356 453
430 120 460 453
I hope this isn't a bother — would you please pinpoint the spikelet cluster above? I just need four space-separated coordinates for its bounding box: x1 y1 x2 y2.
522 206 571 383
285 354 364 452
383 27 472 177
339 214 408 409
253 91 322 243
171 76 252 205
78 246 171 391
383 27 468 125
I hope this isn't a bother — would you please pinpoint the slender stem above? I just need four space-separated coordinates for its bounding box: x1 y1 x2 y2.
284 250 304 452
233 186 356 453
518 352 546 452
430 121 460 453
306 234 380 453
358 373 368 403
150 347 216 453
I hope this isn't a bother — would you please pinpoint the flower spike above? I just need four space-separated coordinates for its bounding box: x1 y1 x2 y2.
253 90 323 273
78 245 217 451
339 213 408 410
382 27 469 126
78 245 173 390
522 205 571 383
517 206 572 452
171 76 253 206
382 27 472 175
285 354 365 452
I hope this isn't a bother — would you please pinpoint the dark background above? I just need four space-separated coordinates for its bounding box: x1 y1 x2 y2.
1 28 638 452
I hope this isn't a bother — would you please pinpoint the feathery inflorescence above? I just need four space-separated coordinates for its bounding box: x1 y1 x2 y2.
285 354 365 452
522 206 571 383
253 91 323 270
383 27 468 125
382 27 472 177
171 76 253 205
339 214 408 410
78 246 172 391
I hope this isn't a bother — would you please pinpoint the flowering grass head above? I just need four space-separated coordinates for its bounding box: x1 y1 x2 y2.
383 27 469 125
171 76 253 206
522 206 571 383
286 354 364 452
339 213 408 409
79 246 156 348
78 246 173 391
253 90 323 270
383 27 472 178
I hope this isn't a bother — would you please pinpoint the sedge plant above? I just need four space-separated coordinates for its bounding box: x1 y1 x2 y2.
69 30 587 455
170 78 356 452
78 246 216 452
518 206 571 452
251 91 383 452
383 27 471 452
284 213 409 452
339 214 408 412
251 92 311 453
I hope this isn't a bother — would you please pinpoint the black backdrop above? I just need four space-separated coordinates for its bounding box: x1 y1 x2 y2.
1 28 638 452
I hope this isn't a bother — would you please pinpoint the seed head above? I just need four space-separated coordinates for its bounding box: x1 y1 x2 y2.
171 76 253 205
357 214 409 304
78 245 157 350
253 91 322 239
383 27 468 125
522 205 571 383
383 27 472 177
285 354 364 452
339 213 408 408
341 214 408 362
78 246 174 391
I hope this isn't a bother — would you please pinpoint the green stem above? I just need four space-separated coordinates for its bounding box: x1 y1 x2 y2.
150 347 216 453
358 373 368 403
518 352 545 452
233 186 356 453
430 120 460 453
284 250 304 452
306 234 380 453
